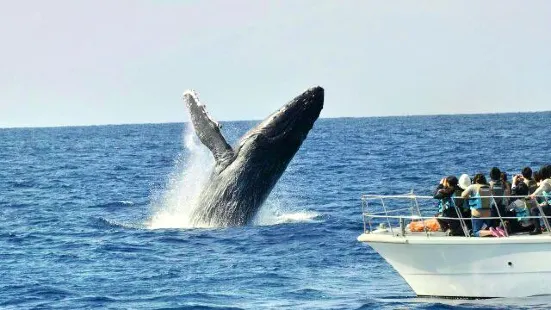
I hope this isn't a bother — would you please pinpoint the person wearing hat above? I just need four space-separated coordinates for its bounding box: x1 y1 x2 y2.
458 174 471 191
456 174 473 230
457 174 472 212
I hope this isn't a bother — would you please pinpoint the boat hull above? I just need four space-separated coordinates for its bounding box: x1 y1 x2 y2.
358 233 551 298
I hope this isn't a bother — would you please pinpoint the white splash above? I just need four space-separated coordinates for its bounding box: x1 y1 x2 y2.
256 210 321 226
253 198 321 226
146 117 320 229
147 122 213 229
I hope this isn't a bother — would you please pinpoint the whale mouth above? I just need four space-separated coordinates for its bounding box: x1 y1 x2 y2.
261 86 324 141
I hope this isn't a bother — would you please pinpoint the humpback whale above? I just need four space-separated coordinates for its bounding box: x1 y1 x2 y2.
183 86 324 227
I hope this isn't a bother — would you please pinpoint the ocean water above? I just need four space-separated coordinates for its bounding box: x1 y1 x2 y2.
1 112 550 309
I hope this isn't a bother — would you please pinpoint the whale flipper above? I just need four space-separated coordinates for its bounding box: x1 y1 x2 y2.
183 90 235 168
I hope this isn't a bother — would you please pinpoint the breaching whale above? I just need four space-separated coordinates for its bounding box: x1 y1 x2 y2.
183 86 324 227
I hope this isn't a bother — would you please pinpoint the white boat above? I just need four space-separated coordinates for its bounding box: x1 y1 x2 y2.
357 194 551 298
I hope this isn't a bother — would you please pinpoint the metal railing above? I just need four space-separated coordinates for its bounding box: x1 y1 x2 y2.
361 193 551 238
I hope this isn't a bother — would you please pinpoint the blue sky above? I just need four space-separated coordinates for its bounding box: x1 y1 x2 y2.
1 1 550 128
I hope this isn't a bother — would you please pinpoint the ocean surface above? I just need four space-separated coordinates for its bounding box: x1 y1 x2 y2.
1 112 550 309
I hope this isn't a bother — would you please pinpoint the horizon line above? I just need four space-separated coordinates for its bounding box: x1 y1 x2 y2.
1 109 550 130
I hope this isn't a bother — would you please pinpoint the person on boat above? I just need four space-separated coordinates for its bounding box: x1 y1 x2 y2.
534 165 551 203
489 167 505 204
534 170 543 187
500 171 512 206
523 167 538 194
511 167 536 195
528 165 551 235
434 176 466 235
533 171 547 205
489 167 507 227
506 181 535 233
461 173 505 237
535 170 542 181
458 174 472 213
458 174 471 197
457 173 473 230
512 174 528 196
434 176 453 213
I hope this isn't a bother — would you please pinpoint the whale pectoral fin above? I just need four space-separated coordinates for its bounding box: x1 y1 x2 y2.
183 91 235 166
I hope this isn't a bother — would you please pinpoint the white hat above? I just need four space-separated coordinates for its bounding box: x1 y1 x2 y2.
458 174 471 190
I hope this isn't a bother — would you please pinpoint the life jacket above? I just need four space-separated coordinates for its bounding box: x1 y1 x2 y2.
409 218 441 232
543 191 551 205
438 196 453 213
490 180 505 206
437 199 447 213
451 189 468 211
468 184 492 210
511 199 532 227
439 189 465 212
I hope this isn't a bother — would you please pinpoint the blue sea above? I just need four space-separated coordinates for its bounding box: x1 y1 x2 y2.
1 112 550 309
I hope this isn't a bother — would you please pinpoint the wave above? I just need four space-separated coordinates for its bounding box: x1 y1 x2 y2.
252 197 322 226
145 211 200 230
113 165 130 171
94 217 145 230
9 180 35 188
146 209 321 230
3 203 32 209
254 210 322 226
89 201 135 209
147 192 322 229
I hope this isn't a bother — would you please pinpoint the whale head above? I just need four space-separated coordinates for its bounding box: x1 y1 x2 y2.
236 86 324 158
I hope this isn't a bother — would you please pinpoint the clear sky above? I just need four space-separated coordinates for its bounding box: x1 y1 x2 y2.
1 0 550 128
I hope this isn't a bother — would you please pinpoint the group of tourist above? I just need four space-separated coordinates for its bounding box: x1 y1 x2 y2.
434 165 551 237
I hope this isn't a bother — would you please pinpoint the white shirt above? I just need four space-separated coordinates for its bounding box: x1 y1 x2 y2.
533 179 551 197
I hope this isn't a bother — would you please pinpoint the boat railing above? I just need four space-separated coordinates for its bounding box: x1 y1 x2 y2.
361 193 551 238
